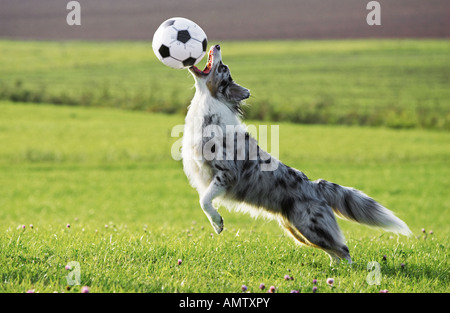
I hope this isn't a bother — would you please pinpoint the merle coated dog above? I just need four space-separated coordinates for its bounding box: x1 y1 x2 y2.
182 45 411 264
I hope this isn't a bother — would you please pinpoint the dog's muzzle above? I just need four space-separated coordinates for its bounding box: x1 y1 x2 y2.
190 45 221 77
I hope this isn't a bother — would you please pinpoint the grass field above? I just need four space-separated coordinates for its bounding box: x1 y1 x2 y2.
0 39 449 129
0 101 448 293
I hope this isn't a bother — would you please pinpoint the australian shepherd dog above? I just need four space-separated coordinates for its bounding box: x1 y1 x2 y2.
182 45 410 264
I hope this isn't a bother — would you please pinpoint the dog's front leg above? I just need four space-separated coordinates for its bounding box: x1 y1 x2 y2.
200 177 225 234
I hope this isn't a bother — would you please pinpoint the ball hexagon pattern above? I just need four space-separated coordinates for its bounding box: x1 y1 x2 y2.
152 17 208 70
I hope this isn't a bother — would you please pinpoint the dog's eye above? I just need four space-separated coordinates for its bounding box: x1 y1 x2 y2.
218 63 228 73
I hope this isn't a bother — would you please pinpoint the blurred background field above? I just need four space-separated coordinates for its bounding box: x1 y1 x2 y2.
1 39 449 129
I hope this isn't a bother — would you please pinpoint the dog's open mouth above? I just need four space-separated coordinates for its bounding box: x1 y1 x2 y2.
190 46 215 76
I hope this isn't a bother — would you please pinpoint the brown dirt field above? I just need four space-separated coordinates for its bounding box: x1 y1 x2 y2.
0 0 449 41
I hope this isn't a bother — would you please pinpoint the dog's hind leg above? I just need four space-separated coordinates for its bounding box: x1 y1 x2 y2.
279 218 311 247
282 200 352 265
200 176 226 234
280 216 340 264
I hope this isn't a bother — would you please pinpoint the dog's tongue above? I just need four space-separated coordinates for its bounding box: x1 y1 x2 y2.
191 48 214 75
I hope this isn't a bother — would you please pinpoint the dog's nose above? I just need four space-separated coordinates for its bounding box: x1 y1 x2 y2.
215 44 220 50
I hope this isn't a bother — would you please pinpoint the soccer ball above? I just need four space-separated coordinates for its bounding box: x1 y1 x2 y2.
152 17 208 69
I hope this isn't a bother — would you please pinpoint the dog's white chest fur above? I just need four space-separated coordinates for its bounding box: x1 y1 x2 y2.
182 84 243 194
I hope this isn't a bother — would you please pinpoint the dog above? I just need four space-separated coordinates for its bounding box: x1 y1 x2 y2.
182 44 411 264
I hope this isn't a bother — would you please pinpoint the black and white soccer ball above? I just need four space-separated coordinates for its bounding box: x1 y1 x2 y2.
152 17 208 69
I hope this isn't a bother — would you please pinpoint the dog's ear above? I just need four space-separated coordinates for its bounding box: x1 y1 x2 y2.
225 82 250 103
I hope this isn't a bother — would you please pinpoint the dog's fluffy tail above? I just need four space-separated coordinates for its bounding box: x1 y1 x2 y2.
314 179 411 236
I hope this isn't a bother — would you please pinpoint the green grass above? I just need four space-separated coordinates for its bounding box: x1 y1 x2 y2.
0 39 449 129
0 101 448 293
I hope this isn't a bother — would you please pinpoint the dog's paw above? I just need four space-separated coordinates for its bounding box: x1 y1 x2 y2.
211 216 224 234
